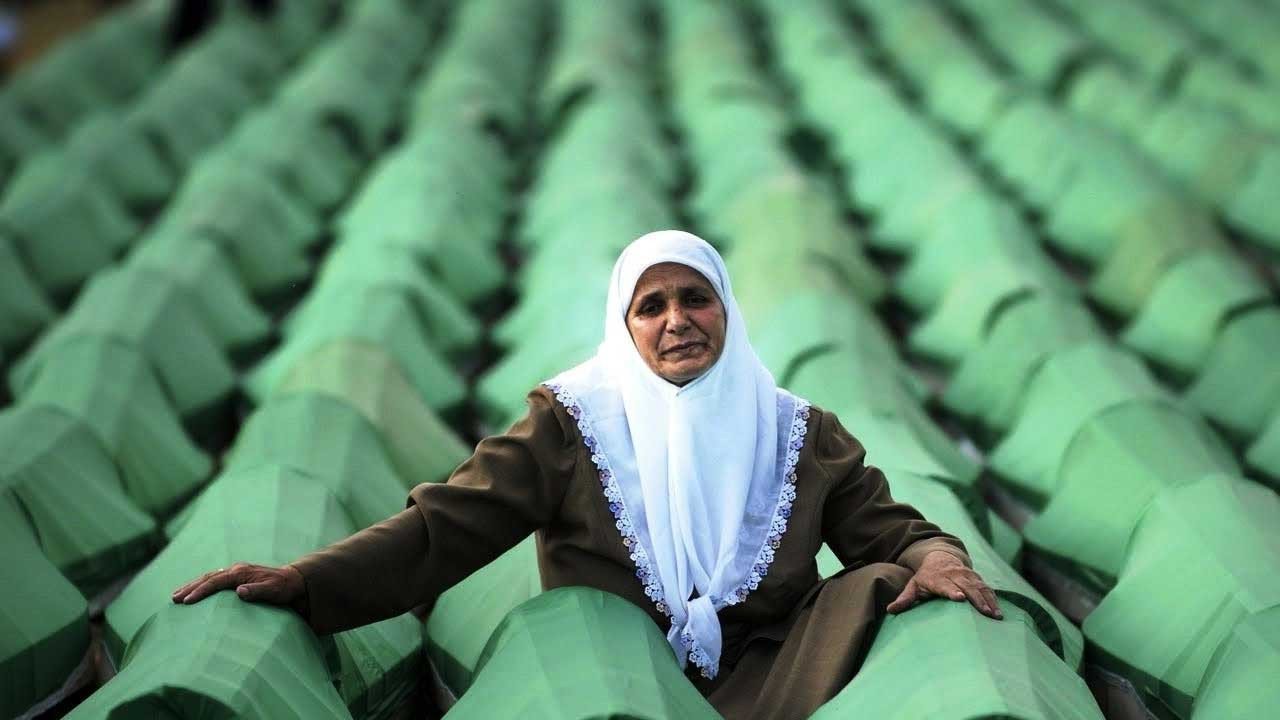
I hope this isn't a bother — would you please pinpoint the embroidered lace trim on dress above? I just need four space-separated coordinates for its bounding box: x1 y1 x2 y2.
544 382 811 678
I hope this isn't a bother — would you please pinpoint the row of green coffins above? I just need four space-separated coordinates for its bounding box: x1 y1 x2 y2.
767 2 1280 717
1 2 447 717
478 0 675 430
815 0 1280 476
64 0 535 717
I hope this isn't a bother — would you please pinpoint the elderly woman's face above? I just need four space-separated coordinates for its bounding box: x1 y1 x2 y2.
626 262 727 385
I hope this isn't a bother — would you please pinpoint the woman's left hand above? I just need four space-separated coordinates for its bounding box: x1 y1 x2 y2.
886 550 1002 620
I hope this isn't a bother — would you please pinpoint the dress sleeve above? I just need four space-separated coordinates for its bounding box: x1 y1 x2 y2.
289 388 577 634
815 408 972 572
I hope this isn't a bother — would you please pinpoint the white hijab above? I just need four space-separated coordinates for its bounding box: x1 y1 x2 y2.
545 230 809 678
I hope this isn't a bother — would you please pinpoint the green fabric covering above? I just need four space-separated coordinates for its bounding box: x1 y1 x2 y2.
11 266 238 421
885 471 1082 670
276 341 472 488
812 601 1100 720
895 202 1066 311
127 58 258 172
140 222 310 301
23 336 211 517
334 131 509 305
407 0 541 137
1246 411 1280 488
909 261 1072 365
0 94 49 181
1121 251 1270 375
246 290 467 413
331 612 423 720
1139 102 1269 208
1084 475 1280 719
426 535 542 695
0 236 56 351
1047 166 1194 270
0 496 91 720
478 340 599 430
1087 213 1228 318
954 0 1090 88
6 42 110 137
990 342 1170 506
1186 307 1280 441
943 295 1102 431
290 244 483 355
77 595 351 720
1227 146 1280 251
62 113 176 212
1066 65 1154 139
717 173 886 305
988 510 1024 568
223 393 408 529
0 406 155 592
104 464 352 657
448 587 720 719
744 291 906 389
788 348 980 496
1051 0 1195 79
216 105 363 212
105 461 423 719
1023 399 1239 588
1191 607 1280 719
127 238 274 359
166 152 323 254
0 155 138 297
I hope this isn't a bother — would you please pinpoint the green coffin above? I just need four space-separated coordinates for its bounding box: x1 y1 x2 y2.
990 342 1170 506
75 595 351 720
1191 607 1280 719
276 341 473 488
1227 146 1280 252
883 471 1083 670
290 244 483 355
909 261 1073 365
1186 307 1280 441
1121 251 1270 376
426 535 542 695
1083 475 1280 719
0 157 137 298
246 290 467 413
223 393 409 528
1246 412 1280 488
0 496 91 720
127 237 274 359
447 587 719 719
11 266 238 422
812 601 1101 720
943 295 1102 431
22 335 211 517
216 104 363 213
0 406 155 593
61 113 175 213
1023 399 1238 588
104 464 352 656
0 235 56 352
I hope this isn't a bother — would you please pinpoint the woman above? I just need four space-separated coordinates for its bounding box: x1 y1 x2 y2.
173 230 1001 718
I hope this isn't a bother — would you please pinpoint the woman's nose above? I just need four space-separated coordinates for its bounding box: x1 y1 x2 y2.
665 306 690 332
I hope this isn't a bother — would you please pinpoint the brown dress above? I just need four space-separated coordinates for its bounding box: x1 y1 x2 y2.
291 386 971 719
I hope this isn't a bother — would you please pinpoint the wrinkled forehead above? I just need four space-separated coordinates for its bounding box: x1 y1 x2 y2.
629 262 719 301
616 248 727 315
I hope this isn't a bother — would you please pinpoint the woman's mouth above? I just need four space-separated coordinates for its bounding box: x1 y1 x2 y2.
662 342 706 355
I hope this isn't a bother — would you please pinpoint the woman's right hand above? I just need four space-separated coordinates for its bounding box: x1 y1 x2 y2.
171 562 307 610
